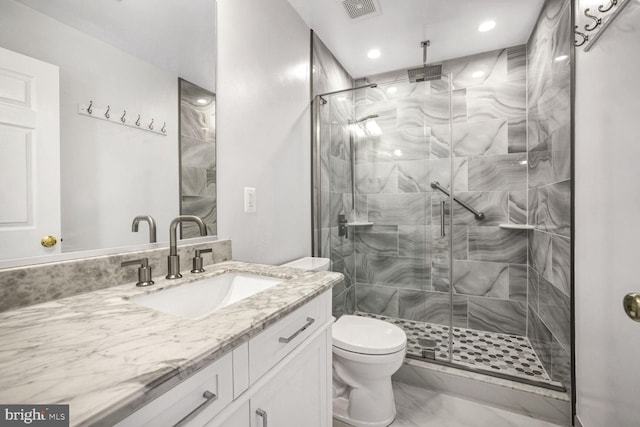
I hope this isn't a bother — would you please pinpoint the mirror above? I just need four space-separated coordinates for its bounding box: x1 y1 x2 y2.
0 0 216 262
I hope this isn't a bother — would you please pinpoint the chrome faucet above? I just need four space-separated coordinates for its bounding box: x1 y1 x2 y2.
132 215 157 243
166 215 207 279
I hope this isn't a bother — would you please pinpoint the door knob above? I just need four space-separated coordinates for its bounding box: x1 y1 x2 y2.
623 293 640 322
40 235 58 248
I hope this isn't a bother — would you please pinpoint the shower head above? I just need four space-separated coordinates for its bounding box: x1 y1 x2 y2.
353 114 379 124
407 40 442 83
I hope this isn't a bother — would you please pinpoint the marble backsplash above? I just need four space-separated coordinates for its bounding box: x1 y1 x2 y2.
0 239 232 313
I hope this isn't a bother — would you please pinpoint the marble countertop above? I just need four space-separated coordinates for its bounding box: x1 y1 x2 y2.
0 261 342 427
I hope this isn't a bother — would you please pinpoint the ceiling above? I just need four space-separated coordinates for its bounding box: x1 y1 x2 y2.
289 0 545 78
15 0 216 91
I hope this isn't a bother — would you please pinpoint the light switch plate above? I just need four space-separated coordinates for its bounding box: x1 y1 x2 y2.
244 187 256 213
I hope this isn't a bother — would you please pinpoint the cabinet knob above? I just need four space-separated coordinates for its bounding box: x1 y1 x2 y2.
40 235 58 248
623 293 640 322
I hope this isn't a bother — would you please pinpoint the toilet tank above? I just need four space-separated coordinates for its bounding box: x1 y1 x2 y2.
280 257 330 272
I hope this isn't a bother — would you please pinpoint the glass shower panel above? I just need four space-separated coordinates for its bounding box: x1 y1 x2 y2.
314 73 565 390
320 91 356 318
347 76 454 363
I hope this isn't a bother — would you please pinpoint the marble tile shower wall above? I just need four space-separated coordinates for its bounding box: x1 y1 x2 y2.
310 32 356 317
349 46 530 336
180 79 217 238
526 0 572 389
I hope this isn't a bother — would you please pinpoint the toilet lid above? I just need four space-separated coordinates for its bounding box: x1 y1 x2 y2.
332 315 406 355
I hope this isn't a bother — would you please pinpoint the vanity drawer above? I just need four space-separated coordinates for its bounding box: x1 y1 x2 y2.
248 291 329 384
115 352 233 427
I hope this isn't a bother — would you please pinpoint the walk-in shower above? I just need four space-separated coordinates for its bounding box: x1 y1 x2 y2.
313 56 567 392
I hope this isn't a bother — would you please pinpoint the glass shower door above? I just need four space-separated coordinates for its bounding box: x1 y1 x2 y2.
315 75 454 362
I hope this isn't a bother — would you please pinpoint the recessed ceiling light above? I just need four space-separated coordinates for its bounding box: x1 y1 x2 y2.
472 70 485 78
393 149 403 157
337 96 347 102
386 87 397 94
478 20 496 32
196 98 208 105
554 55 569 62
367 49 381 59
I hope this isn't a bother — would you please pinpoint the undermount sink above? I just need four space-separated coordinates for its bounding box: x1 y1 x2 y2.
131 272 284 319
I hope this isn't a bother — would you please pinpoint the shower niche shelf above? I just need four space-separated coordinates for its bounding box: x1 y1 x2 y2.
347 221 374 227
498 224 534 230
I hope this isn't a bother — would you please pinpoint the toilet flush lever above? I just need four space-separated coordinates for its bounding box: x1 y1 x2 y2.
279 317 315 343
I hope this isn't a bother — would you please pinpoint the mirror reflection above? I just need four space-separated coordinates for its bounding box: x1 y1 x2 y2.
0 0 216 261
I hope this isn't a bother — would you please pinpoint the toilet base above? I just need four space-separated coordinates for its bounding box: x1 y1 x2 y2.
333 396 396 427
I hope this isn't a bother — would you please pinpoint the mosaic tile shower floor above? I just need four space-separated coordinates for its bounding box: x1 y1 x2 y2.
355 311 562 387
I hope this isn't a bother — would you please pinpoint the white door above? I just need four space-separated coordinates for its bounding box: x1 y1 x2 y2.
0 46 60 259
575 2 640 426
250 331 329 427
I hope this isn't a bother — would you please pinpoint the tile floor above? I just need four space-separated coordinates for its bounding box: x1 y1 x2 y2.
333 381 565 427
356 312 561 387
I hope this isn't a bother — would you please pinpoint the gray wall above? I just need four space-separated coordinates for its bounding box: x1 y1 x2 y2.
217 0 311 264
526 0 572 390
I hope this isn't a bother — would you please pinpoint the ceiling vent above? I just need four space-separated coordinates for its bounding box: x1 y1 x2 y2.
340 0 381 21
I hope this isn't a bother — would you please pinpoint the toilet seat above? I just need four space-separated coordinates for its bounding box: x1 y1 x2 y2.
332 344 405 365
333 315 406 355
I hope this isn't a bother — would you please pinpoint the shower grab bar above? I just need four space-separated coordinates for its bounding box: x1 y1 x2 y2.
430 181 485 221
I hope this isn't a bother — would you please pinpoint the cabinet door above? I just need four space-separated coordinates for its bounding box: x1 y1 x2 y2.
205 401 250 427
250 330 329 427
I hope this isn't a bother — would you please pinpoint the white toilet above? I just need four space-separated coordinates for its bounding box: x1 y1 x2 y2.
332 315 406 427
280 257 407 427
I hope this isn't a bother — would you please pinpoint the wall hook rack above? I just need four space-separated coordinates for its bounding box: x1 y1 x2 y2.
576 0 632 51
584 8 602 31
598 0 618 12
574 26 589 47
78 101 167 136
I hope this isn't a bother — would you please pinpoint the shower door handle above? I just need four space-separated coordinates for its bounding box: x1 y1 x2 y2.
440 201 446 237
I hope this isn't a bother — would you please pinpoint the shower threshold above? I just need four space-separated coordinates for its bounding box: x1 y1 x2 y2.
355 311 564 391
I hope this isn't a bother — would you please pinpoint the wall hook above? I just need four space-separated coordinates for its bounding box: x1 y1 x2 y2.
87 100 93 115
574 25 589 46
148 118 154 131
598 0 617 13
121 110 126 123
161 122 166 134
136 114 141 127
584 8 602 31
105 105 110 119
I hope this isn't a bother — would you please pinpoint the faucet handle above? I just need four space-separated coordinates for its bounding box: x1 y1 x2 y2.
191 248 213 273
121 258 154 287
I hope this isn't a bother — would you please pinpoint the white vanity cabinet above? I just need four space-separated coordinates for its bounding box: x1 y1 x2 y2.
116 291 332 427
249 329 330 427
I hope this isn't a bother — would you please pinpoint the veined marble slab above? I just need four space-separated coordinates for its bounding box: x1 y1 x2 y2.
0 261 342 427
